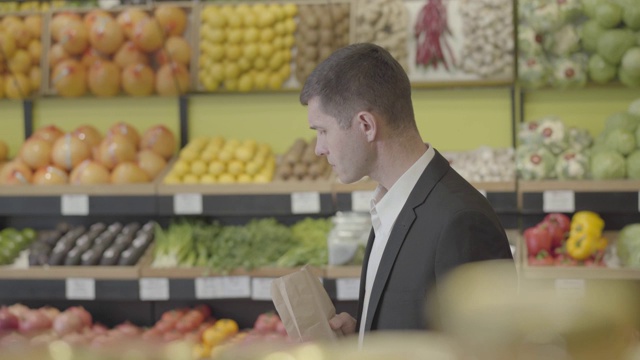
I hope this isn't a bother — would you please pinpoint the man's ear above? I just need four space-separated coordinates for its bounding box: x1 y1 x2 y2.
357 111 377 142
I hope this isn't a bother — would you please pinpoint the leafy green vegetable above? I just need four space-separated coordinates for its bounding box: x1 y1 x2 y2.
622 48 640 77
626 150 640 178
605 112 640 133
622 0 640 30
597 29 637 65
604 128 636 155
588 54 617 83
591 150 627 179
617 223 640 267
595 2 623 28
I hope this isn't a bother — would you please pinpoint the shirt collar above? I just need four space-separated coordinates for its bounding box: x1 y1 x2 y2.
370 144 435 234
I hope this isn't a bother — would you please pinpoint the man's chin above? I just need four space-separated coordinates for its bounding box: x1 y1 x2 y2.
337 174 367 185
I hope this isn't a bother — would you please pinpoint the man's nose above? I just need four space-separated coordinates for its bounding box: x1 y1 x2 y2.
315 139 327 156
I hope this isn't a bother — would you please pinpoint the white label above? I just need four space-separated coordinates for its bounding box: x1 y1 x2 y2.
173 193 203 215
61 194 89 216
336 278 360 301
543 190 575 213
251 278 274 301
478 189 487 198
351 191 374 212
66 278 95 300
555 279 585 298
139 278 170 301
195 276 251 299
291 192 321 214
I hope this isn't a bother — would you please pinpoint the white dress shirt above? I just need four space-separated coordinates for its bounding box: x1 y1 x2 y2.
358 144 435 345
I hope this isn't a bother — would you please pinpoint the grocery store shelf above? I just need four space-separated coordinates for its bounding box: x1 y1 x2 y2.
0 265 141 280
325 265 361 278
140 265 323 279
519 180 640 214
521 266 640 280
0 279 140 301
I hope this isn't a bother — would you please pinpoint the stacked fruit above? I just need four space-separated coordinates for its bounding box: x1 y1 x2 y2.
28 221 154 267
274 137 331 181
0 1 77 13
294 4 350 83
0 123 176 185
0 14 43 99
0 227 36 266
48 5 191 97
164 137 275 184
198 3 297 92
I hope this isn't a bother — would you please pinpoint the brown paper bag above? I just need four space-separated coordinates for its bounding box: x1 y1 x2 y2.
271 265 343 342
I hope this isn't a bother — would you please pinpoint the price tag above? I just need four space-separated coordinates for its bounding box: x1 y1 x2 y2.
195 276 251 299
555 279 585 298
351 191 373 212
251 278 274 301
291 192 321 214
66 278 95 300
478 189 487 198
173 193 203 215
139 278 170 301
61 194 89 216
543 190 575 213
336 278 360 301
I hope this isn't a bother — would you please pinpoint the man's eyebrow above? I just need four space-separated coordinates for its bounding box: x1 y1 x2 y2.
309 126 321 130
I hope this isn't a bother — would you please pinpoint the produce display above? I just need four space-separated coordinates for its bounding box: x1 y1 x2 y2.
0 227 36 266
525 211 607 266
294 3 350 83
274 137 331 181
517 98 640 180
152 217 331 272
443 147 515 182
0 123 175 185
616 223 640 268
327 212 368 266
27 221 154 267
163 136 275 184
518 0 640 88
0 1 91 12
0 13 43 99
354 0 408 70
47 5 192 97
198 3 297 92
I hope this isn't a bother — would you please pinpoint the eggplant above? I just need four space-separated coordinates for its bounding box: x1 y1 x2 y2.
89 222 106 233
131 234 152 250
122 222 141 235
118 246 146 266
48 244 72 266
94 232 116 248
74 235 94 253
114 233 134 247
40 230 63 247
99 243 127 266
141 221 156 233
81 249 102 266
56 222 72 234
29 251 50 266
107 222 123 233
64 247 83 266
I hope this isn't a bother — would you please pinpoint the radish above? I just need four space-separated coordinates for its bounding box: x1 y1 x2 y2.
415 0 456 70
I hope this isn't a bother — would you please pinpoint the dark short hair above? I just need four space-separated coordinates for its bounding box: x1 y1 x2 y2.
300 43 415 131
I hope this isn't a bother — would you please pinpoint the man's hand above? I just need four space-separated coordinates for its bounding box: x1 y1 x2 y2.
329 312 357 335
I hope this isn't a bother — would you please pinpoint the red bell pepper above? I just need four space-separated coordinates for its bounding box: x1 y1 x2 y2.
524 226 552 256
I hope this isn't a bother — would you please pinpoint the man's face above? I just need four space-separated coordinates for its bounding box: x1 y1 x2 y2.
307 97 369 184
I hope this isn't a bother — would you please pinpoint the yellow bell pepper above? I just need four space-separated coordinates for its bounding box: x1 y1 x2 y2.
594 237 608 251
570 211 604 239
566 233 597 261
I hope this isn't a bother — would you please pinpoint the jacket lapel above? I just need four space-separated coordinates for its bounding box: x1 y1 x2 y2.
355 229 375 329
364 150 450 330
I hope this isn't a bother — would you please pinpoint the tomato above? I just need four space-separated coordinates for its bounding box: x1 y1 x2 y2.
524 226 552 256
253 312 279 333
544 213 571 233
202 327 227 347
528 253 553 266
154 318 176 333
163 330 183 342
554 254 578 267
161 309 186 323
214 319 239 337
194 304 211 319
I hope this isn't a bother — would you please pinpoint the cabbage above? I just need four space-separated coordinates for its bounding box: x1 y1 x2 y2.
555 150 590 179
605 112 640 132
595 2 623 28
627 150 640 178
630 98 640 116
544 24 581 56
537 117 569 154
621 48 640 77
619 66 640 87
597 29 637 65
591 150 627 179
622 0 640 30
616 223 640 268
527 1 564 33
551 56 588 88
558 0 584 22
588 54 617 83
581 20 606 53
516 145 557 180
518 56 551 89
604 128 636 155
568 127 594 151
581 0 601 18
518 25 544 56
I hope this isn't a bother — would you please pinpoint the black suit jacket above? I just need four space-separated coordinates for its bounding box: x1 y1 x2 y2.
355 149 514 332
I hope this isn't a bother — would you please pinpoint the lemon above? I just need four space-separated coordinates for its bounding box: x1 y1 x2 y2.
208 161 226 175
284 18 296 34
227 160 245 175
254 72 269 90
279 63 291 79
224 79 238 91
199 54 211 69
200 150 217 162
198 68 208 80
257 11 276 28
273 22 286 36
237 74 253 92
218 149 234 162
179 148 199 162
226 29 243 44
203 76 220 92
200 174 217 184
207 12 227 29
258 143 273 155
164 173 181 184
224 63 240 80
209 28 226 44
259 43 275 58
234 145 254 161
242 43 259 60
245 160 261 175
268 73 284 90
226 13 243 28
218 173 236 183
210 63 225 82
253 173 271 183
235 4 251 15
243 12 257 28
219 5 234 16
191 160 208 175
236 58 250 72
172 160 190 176
268 4 285 22
207 44 225 62
252 4 268 15
260 28 275 43
271 37 284 50
183 174 199 184
225 45 242 61
253 57 267 71
237 174 252 183
268 52 284 70
226 139 241 149
243 27 259 43
283 3 298 17
283 34 295 48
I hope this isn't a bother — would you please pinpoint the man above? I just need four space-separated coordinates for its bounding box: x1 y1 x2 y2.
300 43 514 342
